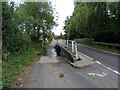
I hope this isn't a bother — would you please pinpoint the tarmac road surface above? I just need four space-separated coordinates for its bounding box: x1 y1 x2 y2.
21 41 118 88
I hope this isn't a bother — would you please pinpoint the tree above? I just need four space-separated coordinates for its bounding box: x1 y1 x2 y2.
2 2 56 57
2 2 31 55
64 2 120 43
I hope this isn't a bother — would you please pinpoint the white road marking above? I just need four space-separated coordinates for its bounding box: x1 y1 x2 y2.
20 84 23 87
78 51 94 61
76 72 92 81
102 72 107 76
95 61 102 65
76 71 101 87
95 61 120 75
88 72 106 77
78 43 120 56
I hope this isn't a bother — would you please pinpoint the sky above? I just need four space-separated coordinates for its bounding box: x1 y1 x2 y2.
51 0 74 35
10 0 74 36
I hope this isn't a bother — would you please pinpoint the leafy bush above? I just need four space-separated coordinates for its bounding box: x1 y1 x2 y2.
3 31 31 56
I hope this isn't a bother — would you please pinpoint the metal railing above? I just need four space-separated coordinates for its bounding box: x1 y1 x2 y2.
75 38 94 45
57 39 78 60
93 42 120 48
75 38 120 48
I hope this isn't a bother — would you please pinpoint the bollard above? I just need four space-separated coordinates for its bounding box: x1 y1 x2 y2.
75 42 78 59
67 40 68 49
73 41 75 53
72 41 74 53
91 39 94 45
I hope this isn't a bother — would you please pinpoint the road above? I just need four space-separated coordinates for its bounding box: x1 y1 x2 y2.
76 44 119 88
17 41 118 88
22 41 99 88
77 44 119 72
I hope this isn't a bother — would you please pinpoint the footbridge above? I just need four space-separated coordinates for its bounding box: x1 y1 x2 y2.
55 40 94 68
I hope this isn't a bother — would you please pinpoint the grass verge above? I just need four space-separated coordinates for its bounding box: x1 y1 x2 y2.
91 43 118 54
2 42 48 88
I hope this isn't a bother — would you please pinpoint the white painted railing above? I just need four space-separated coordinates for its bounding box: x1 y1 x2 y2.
57 39 78 60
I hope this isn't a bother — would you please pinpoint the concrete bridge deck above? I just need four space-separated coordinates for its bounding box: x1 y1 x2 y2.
56 40 94 68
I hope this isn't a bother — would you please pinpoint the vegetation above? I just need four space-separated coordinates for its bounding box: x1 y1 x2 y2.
2 43 48 88
91 43 118 53
2 1 119 88
2 1 55 88
2 2 55 57
58 72 64 78
64 2 120 44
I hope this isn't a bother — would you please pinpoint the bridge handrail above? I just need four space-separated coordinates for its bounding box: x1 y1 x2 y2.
93 42 120 48
57 39 78 60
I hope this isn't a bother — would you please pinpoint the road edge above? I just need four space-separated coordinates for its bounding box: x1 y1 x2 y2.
77 43 120 56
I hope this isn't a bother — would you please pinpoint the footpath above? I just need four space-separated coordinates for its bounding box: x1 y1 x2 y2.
12 41 97 88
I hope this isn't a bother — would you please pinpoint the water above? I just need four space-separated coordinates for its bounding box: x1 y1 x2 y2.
44 41 57 57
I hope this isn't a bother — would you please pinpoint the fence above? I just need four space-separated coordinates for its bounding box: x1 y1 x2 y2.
75 38 120 49
57 39 78 60
93 42 120 49
74 38 94 45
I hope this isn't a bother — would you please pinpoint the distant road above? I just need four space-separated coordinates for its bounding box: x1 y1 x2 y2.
77 44 119 71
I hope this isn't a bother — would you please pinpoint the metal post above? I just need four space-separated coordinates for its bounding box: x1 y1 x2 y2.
63 40 65 47
75 42 78 59
73 41 75 53
62 39 64 46
91 39 94 45
72 41 74 53
67 40 68 49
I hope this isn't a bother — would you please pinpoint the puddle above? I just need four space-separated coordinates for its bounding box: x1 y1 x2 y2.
44 47 57 57
44 41 58 57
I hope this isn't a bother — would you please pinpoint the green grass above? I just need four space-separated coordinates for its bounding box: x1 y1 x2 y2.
2 43 48 88
91 43 118 53
58 72 64 78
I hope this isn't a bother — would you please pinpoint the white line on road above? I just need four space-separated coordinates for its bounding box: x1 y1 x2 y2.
95 61 120 75
77 43 120 56
78 51 94 61
76 72 92 81
76 71 101 87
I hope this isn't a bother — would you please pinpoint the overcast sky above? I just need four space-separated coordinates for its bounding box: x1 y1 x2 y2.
51 0 74 35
